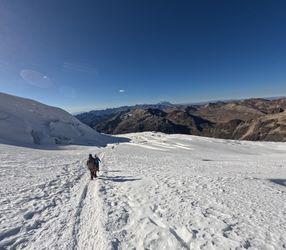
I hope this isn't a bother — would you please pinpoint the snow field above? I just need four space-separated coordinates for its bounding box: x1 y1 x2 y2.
0 132 286 249
0 144 105 249
98 133 286 249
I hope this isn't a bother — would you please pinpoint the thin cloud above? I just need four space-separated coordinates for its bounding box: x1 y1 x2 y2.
119 89 125 93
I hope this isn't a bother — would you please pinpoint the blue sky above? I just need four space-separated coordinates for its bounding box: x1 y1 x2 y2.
0 0 286 113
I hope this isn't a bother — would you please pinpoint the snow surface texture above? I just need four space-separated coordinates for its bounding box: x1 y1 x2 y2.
0 132 286 249
0 92 121 147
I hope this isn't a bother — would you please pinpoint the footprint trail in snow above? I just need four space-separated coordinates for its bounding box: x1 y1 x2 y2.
1 132 286 249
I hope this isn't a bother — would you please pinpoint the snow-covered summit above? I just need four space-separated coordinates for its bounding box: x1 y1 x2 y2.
0 92 119 146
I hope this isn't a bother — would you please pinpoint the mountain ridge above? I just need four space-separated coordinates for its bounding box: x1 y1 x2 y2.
76 97 286 142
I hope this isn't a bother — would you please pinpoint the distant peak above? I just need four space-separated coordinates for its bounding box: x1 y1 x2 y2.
157 101 173 106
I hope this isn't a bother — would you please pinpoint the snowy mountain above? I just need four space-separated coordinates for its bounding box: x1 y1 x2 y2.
0 132 285 249
0 92 121 147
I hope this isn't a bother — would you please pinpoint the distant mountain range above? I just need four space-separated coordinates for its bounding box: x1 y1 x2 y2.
76 98 286 142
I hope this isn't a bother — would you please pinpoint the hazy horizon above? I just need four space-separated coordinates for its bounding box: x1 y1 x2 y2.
4 90 285 114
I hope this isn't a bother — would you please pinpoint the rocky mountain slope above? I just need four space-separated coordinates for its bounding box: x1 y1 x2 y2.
76 98 286 142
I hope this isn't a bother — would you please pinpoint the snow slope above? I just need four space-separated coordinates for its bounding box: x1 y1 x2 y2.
0 92 118 147
0 132 286 249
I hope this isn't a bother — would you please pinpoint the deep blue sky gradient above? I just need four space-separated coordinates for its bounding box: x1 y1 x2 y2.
0 0 286 112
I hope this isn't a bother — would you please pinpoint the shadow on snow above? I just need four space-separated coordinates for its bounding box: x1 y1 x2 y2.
101 170 122 173
0 134 130 150
269 179 286 187
98 175 141 182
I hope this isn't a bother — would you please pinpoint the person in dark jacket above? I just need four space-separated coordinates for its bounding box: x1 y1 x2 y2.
87 154 98 180
94 154 101 170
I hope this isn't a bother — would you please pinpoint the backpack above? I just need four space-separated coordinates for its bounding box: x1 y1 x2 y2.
87 158 96 170
94 157 100 168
